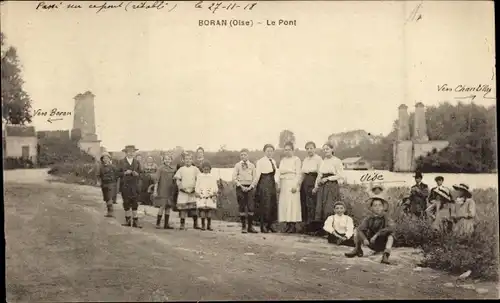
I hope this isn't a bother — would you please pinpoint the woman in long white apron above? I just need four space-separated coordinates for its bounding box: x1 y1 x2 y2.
278 141 302 233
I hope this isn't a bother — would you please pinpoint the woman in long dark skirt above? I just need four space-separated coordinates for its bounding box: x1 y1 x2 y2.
300 141 322 234
312 143 345 236
249 144 279 233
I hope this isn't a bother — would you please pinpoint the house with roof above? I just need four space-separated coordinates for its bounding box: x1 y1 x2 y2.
3 124 38 167
342 156 371 170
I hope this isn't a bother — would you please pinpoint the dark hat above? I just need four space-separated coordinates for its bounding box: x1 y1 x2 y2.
434 176 444 182
452 183 472 197
414 171 423 178
122 145 139 152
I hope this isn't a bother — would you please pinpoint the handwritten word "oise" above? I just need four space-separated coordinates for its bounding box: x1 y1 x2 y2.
360 172 384 183
195 1 257 14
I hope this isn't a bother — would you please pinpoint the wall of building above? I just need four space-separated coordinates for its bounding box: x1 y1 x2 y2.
37 130 70 141
5 136 38 160
393 141 413 172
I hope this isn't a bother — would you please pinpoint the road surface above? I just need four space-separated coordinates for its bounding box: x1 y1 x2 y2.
4 169 497 301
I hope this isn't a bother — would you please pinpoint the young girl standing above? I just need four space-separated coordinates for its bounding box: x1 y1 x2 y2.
174 153 200 230
195 161 219 231
425 186 453 233
451 183 476 238
153 153 177 229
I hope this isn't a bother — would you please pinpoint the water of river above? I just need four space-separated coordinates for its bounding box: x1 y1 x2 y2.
211 168 498 190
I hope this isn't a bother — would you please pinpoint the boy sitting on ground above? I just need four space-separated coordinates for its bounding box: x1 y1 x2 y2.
345 194 395 264
323 201 355 246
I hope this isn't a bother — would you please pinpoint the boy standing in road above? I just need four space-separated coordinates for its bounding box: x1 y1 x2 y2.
232 148 258 233
118 145 143 228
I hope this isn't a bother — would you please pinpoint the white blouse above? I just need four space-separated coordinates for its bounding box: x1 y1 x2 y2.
174 165 200 190
316 156 345 185
323 214 354 239
301 154 322 173
251 156 279 187
279 156 302 185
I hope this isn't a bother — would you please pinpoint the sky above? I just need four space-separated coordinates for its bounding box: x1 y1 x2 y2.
1 1 496 152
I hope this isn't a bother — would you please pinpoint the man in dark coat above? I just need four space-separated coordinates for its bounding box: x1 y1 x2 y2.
409 172 429 218
118 145 143 228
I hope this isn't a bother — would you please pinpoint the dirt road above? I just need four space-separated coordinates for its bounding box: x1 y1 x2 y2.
4 169 497 301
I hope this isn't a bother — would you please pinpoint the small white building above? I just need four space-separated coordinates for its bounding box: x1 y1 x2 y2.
342 156 371 170
3 124 38 164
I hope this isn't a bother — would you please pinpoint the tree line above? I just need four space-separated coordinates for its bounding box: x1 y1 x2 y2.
2 31 495 173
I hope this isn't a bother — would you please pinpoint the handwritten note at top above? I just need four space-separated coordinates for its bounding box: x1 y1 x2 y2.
35 1 258 14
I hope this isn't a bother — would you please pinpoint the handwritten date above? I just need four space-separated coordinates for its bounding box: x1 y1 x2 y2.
195 1 257 14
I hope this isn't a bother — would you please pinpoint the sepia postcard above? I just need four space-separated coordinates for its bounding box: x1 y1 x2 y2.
2 0 498 301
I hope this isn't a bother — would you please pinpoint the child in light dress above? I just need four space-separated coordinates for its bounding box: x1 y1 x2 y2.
451 183 476 238
195 161 219 231
425 186 453 233
174 153 200 230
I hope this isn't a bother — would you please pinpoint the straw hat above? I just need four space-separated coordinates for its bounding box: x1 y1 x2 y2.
100 152 111 161
434 186 452 202
368 194 389 209
452 183 472 198
122 145 139 152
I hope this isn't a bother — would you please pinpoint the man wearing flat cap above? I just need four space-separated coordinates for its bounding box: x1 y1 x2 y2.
118 145 143 228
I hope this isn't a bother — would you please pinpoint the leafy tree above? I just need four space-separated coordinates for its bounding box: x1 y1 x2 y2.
1 32 33 125
278 129 296 148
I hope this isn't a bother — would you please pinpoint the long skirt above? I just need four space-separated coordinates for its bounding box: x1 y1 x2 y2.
300 173 317 223
453 218 474 238
314 180 340 222
278 177 302 222
431 205 453 233
255 173 278 223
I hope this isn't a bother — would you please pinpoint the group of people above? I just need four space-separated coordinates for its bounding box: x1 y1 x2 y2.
403 173 477 238
96 141 477 265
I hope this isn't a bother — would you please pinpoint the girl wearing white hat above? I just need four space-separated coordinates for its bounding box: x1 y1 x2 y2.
425 186 453 233
451 184 476 238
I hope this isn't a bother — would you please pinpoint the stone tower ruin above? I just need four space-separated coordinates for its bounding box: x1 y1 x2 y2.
393 103 449 172
71 91 101 159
